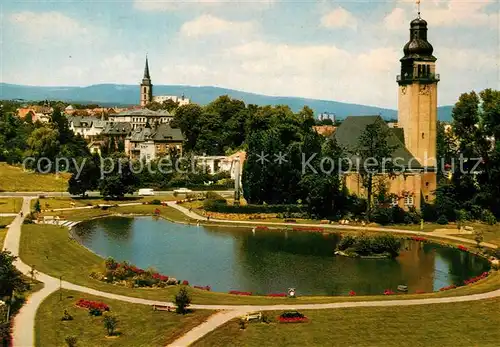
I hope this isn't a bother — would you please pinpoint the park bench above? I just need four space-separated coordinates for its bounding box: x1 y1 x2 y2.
242 312 262 322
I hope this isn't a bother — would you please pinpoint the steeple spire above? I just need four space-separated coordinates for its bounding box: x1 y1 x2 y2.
143 55 151 80
416 0 421 18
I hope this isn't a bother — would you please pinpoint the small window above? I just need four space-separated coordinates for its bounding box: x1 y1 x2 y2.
422 132 425 139
425 182 429 187
391 197 398 206
425 195 429 201
404 196 414 207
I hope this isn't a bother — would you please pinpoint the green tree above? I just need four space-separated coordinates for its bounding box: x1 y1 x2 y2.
25 127 60 172
171 104 203 152
68 155 100 197
473 230 484 249
0 251 28 298
174 286 191 314
103 315 118 336
33 200 41 213
98 157 137 199
355 119 397 220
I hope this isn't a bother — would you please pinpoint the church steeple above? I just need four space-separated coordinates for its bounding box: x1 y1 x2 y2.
143 56 151 81
396 1 439 204
140 55 153 107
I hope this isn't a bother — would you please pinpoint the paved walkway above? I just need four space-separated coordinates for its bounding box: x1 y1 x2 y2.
0 213 17 217
4 198 500 346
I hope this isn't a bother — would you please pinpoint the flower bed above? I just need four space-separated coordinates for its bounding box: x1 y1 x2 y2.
348 290 356 296
194 285 211 291
458 245 468 251
464 272 488 285
383 289 395 295
415 290 425 294
278 317 308 323
228 290 252 296
255 226 269 230
96 257 185 289
412 236 427 242
278 311 308 323
439 284 457 291
76 299 110 312
267 293 287 297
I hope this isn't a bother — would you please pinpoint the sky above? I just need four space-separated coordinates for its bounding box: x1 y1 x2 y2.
1 0 498 108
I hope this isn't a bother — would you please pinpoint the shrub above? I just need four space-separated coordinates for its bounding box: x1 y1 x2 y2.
481 210 496 225
406 207 421 224
436 215 448 225
62 310 73 321
421 203 437 222
239 319 247 330
371 206 393 225
175 287 191 314
103 314 118 336
89 308 102 317
337 235 356 251
0 322 11 347
34 200 41 213
391 206 406 224
65 336 78 347
150 199 162 205
105 257 118 270
205 192 226 202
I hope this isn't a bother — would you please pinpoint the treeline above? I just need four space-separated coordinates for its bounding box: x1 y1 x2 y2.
68 154 234 199
430 89 500 223
0 107 90 169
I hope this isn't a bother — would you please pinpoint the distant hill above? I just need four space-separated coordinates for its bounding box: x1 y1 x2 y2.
0 83 453 121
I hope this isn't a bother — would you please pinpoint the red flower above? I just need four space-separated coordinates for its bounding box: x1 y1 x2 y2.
348 290 356 296
228 290 252 296
182 280 189 286
384 289 394 295
278 317 308 323
457 245 468 251
76 299 110 312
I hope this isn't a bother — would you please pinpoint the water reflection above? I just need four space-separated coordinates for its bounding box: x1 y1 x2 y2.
72 217 490 295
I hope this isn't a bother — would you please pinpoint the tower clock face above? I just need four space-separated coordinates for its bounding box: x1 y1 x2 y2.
401 86 407 95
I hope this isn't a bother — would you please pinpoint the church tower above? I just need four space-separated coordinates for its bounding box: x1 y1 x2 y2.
140 56 153 107
397 4 439 202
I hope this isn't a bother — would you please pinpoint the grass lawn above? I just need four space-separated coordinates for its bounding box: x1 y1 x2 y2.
194 298 500 347
0 216 15 245
32 195 178 211
35 289 214 347
0 163 69 192
19 223 500 305
193 298 500 347
39 203 194 223
0 198 23 213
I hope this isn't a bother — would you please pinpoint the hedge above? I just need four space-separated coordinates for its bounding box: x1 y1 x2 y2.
203 201 304 214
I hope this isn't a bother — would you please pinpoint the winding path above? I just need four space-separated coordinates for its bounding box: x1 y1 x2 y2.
3 197 500 346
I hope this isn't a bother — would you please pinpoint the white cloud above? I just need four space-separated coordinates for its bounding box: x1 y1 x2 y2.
134 0 275 12
384 8 408 31
385 0 497 30
321 7 358 30
8 11 92 41
180 15 256 38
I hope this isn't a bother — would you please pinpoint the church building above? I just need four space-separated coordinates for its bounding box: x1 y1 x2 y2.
139 57 190 107
335 9 438 210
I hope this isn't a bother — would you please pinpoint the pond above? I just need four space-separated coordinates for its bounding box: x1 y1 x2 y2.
72 216 490 296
